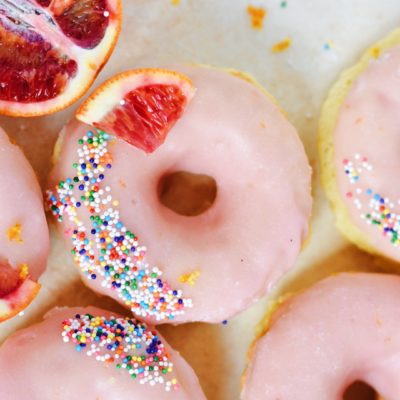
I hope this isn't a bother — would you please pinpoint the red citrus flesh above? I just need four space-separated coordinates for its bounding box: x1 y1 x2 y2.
51 0 110 49
0 261 21 298
0 24 78 103
95 84 190 153
0 261 40 321
0 279 40 323
0 0 121 115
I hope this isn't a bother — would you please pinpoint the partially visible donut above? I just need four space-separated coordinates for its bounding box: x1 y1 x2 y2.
320 29 400 262
0 306 205 399
242 273 400 399
0 127 49 321
47 65 312 324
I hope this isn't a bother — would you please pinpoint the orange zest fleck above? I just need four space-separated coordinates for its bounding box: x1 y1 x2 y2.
271 37 292 53
179 269 200 287
19 264 29 280
247 5 266 30
7 223 23 243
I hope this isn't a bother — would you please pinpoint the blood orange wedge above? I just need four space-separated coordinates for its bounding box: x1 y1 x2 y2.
76 68 196 152
0 0 122 117
0 262 40 322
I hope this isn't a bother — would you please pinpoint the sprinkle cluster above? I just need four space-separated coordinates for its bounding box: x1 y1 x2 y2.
343 154 372 184
343 154 400 246
47 130 192 320
62 313 179 391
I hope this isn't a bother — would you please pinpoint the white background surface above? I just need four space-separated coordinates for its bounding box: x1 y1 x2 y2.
1 1 400 399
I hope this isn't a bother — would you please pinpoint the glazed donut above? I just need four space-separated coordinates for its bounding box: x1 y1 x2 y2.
320 29 400 262
0 127 49 321
47 65 312 324
0 306 205 399
242 273 400 399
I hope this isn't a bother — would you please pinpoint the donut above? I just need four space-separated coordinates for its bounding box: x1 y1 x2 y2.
241 273 400 399
0 306 205 399
320 29 400 262
47 65 312 324
0 127 49 321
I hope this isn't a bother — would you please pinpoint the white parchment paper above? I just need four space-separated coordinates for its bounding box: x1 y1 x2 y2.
1 1 400 399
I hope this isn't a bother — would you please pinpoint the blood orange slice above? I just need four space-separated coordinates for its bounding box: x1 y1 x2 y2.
0 261 40 322
0 0 122 117
76 68 196 153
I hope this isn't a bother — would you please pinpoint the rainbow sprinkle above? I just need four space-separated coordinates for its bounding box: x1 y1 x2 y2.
62 313 179 391
47 130 192 321
343 154 400 246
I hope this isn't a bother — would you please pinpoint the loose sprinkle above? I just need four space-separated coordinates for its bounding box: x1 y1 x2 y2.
171 0 180 5
7 223 23 243
46 130 192 321
343 155 400 246
62 313 179 391
323 40 334 51
179 270 200 287
271 38 292 53
280 0 287 8
247 5 266 30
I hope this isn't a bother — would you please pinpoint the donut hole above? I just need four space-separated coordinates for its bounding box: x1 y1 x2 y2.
343 381 379 400
158 171 217 217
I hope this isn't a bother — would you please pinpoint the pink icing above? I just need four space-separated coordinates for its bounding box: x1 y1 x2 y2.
0 306 205 399
334 46 400 261
242 273 400 399
0 127 48 282
48 65 312 324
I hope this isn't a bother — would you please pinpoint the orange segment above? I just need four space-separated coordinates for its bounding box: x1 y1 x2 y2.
0 261 40 322
76 69 196 153
0 279 40 323
0 0 122 117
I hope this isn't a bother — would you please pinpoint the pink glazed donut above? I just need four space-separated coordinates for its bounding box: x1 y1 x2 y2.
242 273 400 400
47 65 312 324
0 306 205 400
320 30 400 263
0 127 49 321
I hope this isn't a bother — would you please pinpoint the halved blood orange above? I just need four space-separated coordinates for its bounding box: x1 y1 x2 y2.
76 68 196 153
0 0 122 117
0 262 40 322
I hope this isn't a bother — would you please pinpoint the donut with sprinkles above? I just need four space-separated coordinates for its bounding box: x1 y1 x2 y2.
0 126 49 322
0 306 205 399
320 29 400 262
47 65 312 323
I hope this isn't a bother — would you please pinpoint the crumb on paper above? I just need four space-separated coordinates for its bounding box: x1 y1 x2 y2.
247 5 266 30
271 38 292 53
179 269 200 286
7 223 23 243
